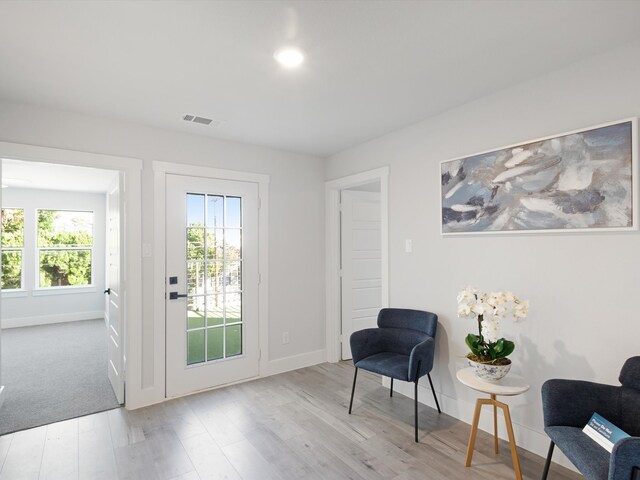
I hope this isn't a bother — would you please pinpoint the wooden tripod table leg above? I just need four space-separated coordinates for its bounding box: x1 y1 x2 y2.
465 398 491 466
456 368 529 480
497 400 523 480
492 394 499 454
464 396 523 480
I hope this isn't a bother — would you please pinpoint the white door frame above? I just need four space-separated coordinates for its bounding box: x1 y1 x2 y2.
153 161 269 397
325 167 389 363
0 141 143 408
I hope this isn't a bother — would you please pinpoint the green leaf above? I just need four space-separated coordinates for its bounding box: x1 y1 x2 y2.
492 339 515 359
465 334 482 356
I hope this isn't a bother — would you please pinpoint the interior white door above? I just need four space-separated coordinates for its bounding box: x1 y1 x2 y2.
106 173 125 404
340 190 382 360
165 174 259 398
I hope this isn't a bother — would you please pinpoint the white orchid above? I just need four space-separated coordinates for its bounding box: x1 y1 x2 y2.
481 317 501 343
513 300 529 320
458 287 528 320
504 291 516 303
459 286 529 362
457 303 472 317
473 300 491 316
456 287 477 305
458 285 529 340
487 292 503 306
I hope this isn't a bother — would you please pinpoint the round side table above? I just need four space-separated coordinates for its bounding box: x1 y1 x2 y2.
456 367 530 480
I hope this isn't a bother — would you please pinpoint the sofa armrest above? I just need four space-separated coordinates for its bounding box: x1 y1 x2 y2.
610 437 640 480
408 336 435 382
542 379 621 428
350 328 392 364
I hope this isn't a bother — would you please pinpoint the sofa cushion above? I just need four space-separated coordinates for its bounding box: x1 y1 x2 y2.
355 352 410 381
545 426 610 480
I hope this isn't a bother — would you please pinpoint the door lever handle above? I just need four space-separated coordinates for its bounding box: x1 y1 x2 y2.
104 288 111 295
169 292 188 300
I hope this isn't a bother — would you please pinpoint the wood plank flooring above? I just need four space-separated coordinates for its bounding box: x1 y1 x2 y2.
0 362 580 480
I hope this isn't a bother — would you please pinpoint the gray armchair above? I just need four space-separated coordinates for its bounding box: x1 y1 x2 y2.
348 308 441 442
541 356 640 480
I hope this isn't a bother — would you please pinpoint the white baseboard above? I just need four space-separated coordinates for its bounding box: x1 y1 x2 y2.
384 377 578 473
2 310 104 329
261 349 326 377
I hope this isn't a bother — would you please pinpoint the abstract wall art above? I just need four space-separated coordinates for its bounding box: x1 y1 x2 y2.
440 119 636 234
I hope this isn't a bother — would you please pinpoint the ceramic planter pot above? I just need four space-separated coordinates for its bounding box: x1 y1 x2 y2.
468 358 511 381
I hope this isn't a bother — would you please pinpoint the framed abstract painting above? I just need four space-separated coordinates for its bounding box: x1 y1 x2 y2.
440 118 637 235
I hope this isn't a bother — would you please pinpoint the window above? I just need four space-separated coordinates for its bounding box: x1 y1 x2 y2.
1 208 24 290
37 210 93 287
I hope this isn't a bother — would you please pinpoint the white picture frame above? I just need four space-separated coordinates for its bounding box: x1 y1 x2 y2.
440 118 638 235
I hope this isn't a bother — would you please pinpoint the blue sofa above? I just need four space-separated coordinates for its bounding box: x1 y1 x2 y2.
348 308 440 442
541 357 640 480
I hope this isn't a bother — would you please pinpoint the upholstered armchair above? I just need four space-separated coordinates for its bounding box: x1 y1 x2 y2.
348 308 441 442
541 356 640 480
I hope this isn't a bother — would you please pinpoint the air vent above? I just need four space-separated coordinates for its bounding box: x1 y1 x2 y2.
182 114 225 127
192 116 213 125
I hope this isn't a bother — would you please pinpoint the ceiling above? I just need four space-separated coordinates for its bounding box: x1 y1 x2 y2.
1 1 640 157
2 158 118 193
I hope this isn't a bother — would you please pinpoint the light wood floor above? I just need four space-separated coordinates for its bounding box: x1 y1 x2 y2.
0 362 580 480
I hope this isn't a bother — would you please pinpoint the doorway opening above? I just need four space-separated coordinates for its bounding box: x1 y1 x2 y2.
325 167 389 363
0 158 124 434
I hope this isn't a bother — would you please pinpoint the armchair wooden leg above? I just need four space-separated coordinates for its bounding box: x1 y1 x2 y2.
414 380 419 442
348 368 358 414
390 378 394 397
427 373 441 414
541 441 554 480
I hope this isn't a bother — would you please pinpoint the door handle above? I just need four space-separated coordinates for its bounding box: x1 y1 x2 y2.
104 288 111 295
169 292 188 300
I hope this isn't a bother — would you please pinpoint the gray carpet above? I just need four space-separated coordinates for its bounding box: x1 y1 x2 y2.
0 319 120 435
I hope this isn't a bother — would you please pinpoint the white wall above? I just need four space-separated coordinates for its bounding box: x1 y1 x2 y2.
0 101 326 406
326 40 640 468
1 187 106 328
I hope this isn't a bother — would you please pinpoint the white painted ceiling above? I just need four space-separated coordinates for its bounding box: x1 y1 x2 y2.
2 158 118 193
1 1 640 157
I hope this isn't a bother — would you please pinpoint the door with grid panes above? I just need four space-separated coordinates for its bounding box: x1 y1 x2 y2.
165 174 259 397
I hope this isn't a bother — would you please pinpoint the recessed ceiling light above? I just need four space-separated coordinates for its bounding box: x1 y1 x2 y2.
274 47 305 69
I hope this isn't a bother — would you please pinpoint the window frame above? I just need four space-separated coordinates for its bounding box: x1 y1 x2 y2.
1 206 25 292
35 208 96 290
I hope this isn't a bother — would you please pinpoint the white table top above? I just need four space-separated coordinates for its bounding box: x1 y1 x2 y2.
456 368 530 396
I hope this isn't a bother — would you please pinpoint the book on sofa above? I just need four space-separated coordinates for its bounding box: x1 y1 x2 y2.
582 412 631 453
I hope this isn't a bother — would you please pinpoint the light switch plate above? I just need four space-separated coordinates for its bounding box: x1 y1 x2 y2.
405 239 413 253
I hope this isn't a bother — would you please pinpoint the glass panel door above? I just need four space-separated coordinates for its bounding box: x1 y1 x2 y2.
186 193 243 366
165 173 259 398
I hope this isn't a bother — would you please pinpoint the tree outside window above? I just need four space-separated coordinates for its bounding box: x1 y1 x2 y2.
38 210 93 287
1 208 24 290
